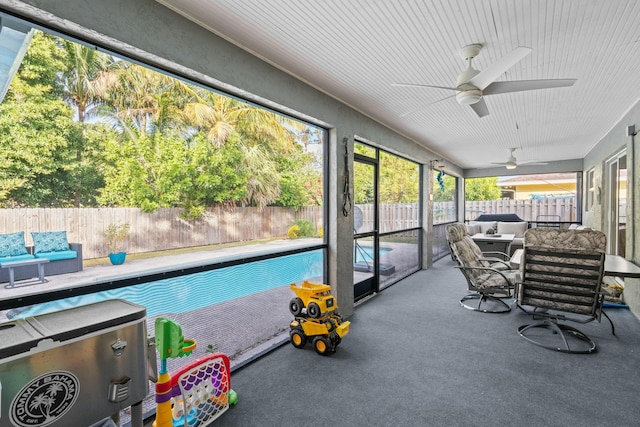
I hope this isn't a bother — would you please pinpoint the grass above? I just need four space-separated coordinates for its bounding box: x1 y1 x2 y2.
83 238 281 267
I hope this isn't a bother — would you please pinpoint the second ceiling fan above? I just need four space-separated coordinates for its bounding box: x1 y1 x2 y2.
393 44 577 118
491 148 548 170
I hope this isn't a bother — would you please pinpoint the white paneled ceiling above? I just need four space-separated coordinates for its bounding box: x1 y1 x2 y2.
156 0 640 169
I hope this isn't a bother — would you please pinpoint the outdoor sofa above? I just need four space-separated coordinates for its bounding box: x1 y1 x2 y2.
466 213 529 256
0 231 82 284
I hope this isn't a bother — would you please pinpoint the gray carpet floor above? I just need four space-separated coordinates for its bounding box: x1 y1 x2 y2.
212 257 640 427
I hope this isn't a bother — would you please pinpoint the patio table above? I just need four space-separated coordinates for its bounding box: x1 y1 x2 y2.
471 233 515 255
1 258 49 288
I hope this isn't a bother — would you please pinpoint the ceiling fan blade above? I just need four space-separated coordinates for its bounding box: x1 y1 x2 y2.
469 98 489 117
392 83 459 91
399 94 456 117
467 46 532 90
483 79 577 95
517 160 549 166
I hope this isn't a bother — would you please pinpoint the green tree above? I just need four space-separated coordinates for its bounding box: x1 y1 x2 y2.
182 89 310 210
379 152 419 203
465 177 502 201
353 161 374 204
98 127 189 210
60 41 114 206
432 172 457 202
0 31 91 207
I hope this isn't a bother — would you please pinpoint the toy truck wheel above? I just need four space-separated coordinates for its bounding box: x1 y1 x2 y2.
290 329 307 348
289 297 304 316
313 336 332 356
307 302 321 318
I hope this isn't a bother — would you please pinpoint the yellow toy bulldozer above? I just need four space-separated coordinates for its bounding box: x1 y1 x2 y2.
288 281 350 355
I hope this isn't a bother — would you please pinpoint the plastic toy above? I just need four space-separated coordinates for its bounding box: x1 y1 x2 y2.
153 318 237 427
289 281 350 355
288 281 336 318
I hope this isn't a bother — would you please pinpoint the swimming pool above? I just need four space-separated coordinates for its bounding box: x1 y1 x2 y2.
11 249 324 319
353 245 392 263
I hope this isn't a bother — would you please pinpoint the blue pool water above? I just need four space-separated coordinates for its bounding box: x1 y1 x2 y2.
353 245 392 263
12 249 324 319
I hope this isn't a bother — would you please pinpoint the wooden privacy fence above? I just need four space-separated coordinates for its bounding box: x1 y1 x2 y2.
0 206 323 260
356 204 420 234
359 199 576 231
433 198 576 224
0 199 575 260
463 198 577 222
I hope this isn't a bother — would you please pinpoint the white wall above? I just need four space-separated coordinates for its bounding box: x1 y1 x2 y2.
584 99 640 318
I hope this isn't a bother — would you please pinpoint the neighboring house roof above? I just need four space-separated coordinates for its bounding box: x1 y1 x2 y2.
497 173 577 187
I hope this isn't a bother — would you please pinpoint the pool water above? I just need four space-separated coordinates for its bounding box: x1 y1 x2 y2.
353 245 392 263
12 249 324 319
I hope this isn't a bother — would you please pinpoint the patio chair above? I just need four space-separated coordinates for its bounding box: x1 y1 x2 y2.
516 228 614 353
445 223 519 313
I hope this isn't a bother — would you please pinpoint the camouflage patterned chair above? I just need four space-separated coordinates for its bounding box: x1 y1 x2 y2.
517 228 614 353
445 223 518 313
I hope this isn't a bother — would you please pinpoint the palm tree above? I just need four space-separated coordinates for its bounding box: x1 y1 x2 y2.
60 42 113 206
182 90 294 150
100 62 190 136
61 42 113 123
182 90 299 208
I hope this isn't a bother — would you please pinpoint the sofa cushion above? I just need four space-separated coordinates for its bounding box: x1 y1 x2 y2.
497 221 528 237
466 223 482 235
468 221 497 234
31 231 70 254
0 253 35 264
34 250 77 262
0 231 29 257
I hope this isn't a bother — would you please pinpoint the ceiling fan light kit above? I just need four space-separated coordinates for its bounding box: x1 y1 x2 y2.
491 147 548 170
456 87 482 105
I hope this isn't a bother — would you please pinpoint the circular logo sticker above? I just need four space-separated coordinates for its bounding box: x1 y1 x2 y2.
9 370 80 427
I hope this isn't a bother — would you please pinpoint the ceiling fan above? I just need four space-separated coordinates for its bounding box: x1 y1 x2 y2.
491 148 548 170
393 44 577 118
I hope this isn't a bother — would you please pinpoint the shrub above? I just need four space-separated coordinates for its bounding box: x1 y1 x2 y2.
289 219 315 239
104 223 130 253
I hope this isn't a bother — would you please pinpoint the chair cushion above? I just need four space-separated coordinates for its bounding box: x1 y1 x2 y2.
524 228 605 251
31 231 70 254
468 221 497 234
34 250 77 261
476 269 520 290
445 223 468 243
497 221 528 237
0 254 35 264
0 231 29 257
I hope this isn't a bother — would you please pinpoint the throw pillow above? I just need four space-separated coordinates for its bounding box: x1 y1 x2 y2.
0 231 29 257
497 221 528 237
468 221 497 234
31 231 70 254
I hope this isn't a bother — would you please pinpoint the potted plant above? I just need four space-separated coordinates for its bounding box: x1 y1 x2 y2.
104 223 130 265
